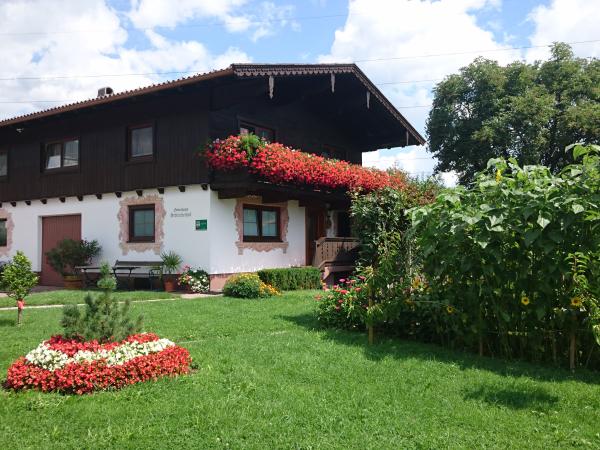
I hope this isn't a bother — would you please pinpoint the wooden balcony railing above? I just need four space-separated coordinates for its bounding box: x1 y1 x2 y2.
312 237 360 270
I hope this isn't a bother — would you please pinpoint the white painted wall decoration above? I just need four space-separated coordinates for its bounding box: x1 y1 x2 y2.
0 185 307 283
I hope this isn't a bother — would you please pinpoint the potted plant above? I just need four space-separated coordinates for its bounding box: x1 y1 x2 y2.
45 239 101 289
160 251 182 292
1 251 39 325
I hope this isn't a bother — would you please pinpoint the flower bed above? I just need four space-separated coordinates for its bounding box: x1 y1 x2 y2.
205 135 409 192
4 333 190 395
178 266 210 293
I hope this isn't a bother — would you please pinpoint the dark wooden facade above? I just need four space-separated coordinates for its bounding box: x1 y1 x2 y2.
0 64 424 203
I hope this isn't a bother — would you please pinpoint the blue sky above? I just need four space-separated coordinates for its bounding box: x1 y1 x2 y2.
1 0 598 182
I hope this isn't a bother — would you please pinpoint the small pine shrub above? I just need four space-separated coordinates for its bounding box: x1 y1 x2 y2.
222 273 279 298
257 267 321 291
61 263 143 342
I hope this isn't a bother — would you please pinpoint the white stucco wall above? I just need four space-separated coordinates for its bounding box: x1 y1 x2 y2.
0 186 212 272
0 185 308 278
207 193 306 274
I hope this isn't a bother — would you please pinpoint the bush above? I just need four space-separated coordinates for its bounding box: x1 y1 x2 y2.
1 251 38 301
407 145 600 368
45 239 100 276
222 273 279 298
1 251 39 324
61 264 143 342
257 267 321 291
178 266 209 293
322 144 600 370
315 275 368 329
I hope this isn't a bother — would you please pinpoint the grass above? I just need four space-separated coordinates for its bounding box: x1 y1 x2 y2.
0 289 179 308
1 290 600 449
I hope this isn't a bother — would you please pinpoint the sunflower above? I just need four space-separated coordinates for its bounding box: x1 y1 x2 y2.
521 296 530 306
411 277 421 290
446 305 455 314
570 297 583 308
495 169 502 182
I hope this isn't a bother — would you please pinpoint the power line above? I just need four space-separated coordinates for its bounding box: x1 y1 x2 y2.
0 13 351 37
354 39 600 62
0 39 596 83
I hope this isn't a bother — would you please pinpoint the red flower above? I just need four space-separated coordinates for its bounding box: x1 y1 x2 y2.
205 135 409 193
5 336 191 395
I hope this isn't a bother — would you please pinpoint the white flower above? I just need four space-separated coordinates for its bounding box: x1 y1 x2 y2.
24 338 176 371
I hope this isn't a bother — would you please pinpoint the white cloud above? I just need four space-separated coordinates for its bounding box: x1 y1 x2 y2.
128 0 299 41
362 147 457 186
318 0 517 180
526 0 600 61
0 0 251 121
128 0 248 29
249 2 299 42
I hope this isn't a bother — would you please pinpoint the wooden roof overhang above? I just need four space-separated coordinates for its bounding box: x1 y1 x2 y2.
230 64 424 150
0 63 424 151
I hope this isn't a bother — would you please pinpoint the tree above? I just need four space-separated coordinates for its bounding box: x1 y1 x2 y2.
1 251 39 325
61 263 143 342
426 43 600 183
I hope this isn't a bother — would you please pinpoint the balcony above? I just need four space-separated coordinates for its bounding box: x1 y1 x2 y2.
312 237 360 281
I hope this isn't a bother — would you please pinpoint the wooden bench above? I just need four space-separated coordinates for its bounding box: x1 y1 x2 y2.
113 260 162 290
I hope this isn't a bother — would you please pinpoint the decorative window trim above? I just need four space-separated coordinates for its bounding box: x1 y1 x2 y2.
118 194 165 255
0 209 14 256
234 196 289 255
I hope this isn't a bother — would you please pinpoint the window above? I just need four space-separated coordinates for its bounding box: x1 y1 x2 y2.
129 205 155 242
129 125 154 160
0 220 6 246
0 151 7 178
321 145 346 161
239 121 275 142
242 205 280 242
44 139 79 170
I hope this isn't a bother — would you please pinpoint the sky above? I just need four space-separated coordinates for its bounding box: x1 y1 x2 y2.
1 0 599 184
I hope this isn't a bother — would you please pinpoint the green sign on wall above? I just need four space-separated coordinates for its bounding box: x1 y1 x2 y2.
195 219 207 231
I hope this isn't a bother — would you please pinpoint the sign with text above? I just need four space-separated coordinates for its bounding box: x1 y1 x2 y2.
195 219 207 231
171 208 191 218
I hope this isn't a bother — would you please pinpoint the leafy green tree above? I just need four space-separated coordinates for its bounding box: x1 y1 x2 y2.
1 251 38 325
427 43 600 183
61 263 142 342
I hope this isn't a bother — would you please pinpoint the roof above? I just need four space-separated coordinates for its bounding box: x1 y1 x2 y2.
0 63 425 144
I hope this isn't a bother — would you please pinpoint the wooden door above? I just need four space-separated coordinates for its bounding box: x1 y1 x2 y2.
306 208 326 266
41 215 82 286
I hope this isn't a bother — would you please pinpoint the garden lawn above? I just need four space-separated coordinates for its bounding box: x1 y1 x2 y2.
1 291 600 449
0 289 179 308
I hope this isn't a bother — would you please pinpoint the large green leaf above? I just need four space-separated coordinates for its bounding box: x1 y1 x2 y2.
537 213 551 229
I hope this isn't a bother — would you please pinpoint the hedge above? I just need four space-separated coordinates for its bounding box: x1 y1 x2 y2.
256 267 321 291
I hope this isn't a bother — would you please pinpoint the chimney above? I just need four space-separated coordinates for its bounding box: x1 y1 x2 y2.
97 87 114 98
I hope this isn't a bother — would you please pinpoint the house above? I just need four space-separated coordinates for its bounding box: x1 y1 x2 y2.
0 63 424 290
